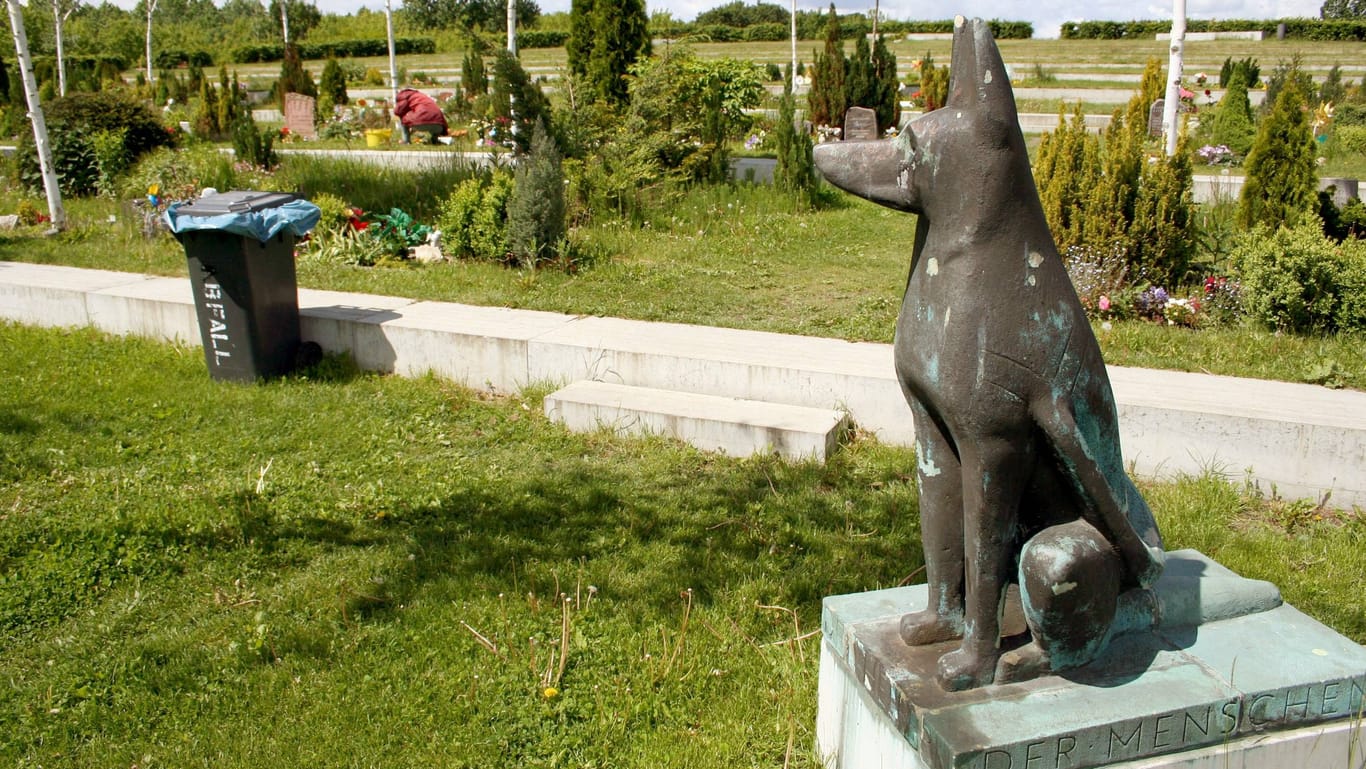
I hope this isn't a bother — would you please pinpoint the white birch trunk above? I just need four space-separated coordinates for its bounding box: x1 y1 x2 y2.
7 0 65 230
1162 0 1186 156
144 0 156 86
52 4 65 96
384 0 400 139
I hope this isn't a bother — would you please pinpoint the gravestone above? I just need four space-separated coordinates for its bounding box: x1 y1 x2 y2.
283 93 317 139
1148 99 1166 136
843 106 878 141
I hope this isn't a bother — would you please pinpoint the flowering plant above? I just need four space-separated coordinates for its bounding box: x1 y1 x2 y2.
1135 285 1169 320
1196 144 1233 166
814 125 842 144
1163 297 1197 327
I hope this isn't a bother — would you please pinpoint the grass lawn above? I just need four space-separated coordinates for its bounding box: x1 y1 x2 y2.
2 322 1363 767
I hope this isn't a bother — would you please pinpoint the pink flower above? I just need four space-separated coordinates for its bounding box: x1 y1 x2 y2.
1098 295 1111 311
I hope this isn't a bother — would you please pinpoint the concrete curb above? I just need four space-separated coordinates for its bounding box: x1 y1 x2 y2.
2 261 1362 507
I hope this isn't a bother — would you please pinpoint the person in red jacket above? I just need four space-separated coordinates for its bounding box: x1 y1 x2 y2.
393 88 448 141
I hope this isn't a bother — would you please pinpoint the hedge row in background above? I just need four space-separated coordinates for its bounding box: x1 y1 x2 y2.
663 18 1032 42
1062 18 1366 41
231 37 437 64
154 50 214 68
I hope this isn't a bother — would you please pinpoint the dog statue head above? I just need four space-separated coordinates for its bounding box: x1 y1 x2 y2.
814 17 1047 242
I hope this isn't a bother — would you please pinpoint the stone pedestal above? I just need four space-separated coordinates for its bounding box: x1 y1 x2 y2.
817 550 1366 769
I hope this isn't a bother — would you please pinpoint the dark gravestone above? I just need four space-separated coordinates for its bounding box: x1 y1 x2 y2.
1148 99 1165 137
813 18 1166 692
843 106 878 141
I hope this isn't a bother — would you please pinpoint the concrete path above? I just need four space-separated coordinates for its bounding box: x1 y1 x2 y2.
2 261 1362 507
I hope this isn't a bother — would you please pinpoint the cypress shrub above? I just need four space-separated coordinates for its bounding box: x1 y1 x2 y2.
774 64 818 209
506 119 567 268
460 44 488 101
871 34 900 133
1202 69 1256 156
489 49 552 154
1238 78 1317 230
274 43 317 109
807 4 846 127
319 58 349 108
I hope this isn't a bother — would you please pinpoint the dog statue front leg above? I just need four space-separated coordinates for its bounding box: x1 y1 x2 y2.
936 437 1029 691
900 399 966 645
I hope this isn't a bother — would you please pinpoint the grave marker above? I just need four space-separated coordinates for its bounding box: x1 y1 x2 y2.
843 106 878 141
284 93 317 139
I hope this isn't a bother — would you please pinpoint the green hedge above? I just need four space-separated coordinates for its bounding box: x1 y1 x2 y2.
154 49 213 68
231 37 437 64
1061 18 1366 41
662 18 1032 42
515 29 568 48
881 19 1033 38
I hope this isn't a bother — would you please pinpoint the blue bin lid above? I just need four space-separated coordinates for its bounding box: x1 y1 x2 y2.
165 191 321 243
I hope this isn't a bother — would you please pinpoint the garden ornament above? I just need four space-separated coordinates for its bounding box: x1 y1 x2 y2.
812 17 1165 692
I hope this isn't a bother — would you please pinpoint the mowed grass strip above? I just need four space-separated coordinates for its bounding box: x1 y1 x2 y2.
2 323 1364 766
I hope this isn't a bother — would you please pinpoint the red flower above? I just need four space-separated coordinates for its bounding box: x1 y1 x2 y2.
347 207 369 231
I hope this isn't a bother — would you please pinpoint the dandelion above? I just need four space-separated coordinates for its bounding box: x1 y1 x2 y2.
542 686 559 699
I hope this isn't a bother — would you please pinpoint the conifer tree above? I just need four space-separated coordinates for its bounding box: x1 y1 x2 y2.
871 33 900 132
1034 104 1103 251
774 63 818 208
217 67 240 137
1239 78 1318 230
506 118 566 268
1320 64 1346 105
461 44 488 101
318 58 347 109
1203 69 1256 155
566 0 594 78
193 75 218 137
1130 131 1196 286
490 48 552 154
807 4 845 127
568 0 649 106
916 52 949 112
275 42 316 108
845 34 873 112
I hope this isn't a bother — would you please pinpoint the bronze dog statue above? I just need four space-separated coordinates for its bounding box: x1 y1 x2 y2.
813 17 1165 691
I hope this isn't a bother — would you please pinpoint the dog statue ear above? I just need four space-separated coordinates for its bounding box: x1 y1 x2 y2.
946 16 1019 124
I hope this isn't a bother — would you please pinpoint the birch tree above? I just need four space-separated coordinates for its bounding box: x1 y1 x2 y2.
5 0 65 229
143 0 157 86
50 0 80 96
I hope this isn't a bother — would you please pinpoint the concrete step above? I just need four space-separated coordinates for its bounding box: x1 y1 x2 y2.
544 380 849 462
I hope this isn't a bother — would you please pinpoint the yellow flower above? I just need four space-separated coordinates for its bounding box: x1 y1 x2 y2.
542 686 559 699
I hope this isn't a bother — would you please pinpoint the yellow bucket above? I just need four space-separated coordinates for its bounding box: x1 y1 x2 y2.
364 129 392 148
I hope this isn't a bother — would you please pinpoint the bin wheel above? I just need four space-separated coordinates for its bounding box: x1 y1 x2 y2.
295 341 323 369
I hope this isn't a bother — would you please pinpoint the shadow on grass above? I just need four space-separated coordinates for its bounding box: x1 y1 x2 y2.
366 453 921 623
